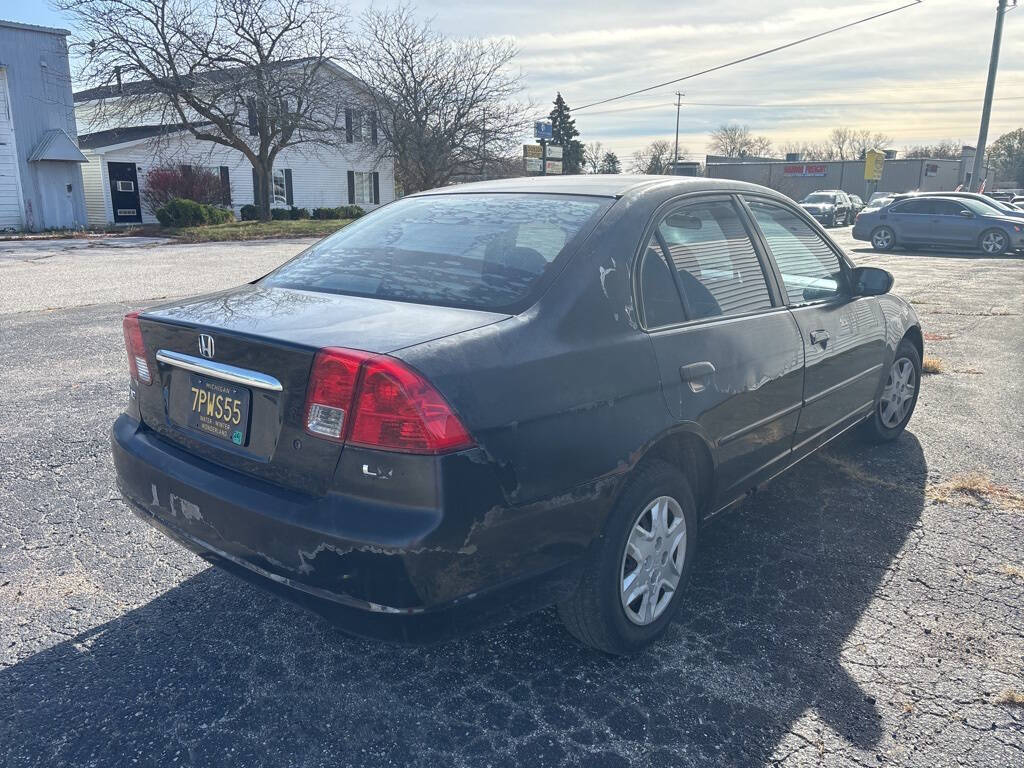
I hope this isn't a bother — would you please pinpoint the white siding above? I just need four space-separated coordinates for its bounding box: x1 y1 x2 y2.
80 151 109 226
0 68 25 230
96 133 395 224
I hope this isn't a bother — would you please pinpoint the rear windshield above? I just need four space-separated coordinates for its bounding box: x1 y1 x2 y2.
803 193 836 203
262 193 610 312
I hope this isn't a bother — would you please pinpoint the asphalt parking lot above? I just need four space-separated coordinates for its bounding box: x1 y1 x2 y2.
1 230 1022 767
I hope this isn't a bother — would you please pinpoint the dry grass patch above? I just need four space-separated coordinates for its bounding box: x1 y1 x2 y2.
927 472 1024 511
818 453 904 492
995 690 1024 707
923 332 953 342
999 563 1024 581
921 356 944 374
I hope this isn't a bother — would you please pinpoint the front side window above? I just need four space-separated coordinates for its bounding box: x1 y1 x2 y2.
644 198 773 321
890 199 932 215
747 199 848 304
262 193 609 311
272 169 288 204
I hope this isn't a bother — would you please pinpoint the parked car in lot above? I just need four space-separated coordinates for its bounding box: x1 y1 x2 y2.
854 195 1024 255
113 176 923 654
889 190 1024 219
799 190 854 227
848 194 865 217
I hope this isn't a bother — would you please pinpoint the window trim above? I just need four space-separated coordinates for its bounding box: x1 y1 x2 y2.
632 192 785 332
738 193 854 308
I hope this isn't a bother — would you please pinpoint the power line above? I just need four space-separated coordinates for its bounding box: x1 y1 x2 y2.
579 95 1024 117
573 0 925 112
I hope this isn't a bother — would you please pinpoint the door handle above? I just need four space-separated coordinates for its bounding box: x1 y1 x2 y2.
810 329 830 347
680 361 716 393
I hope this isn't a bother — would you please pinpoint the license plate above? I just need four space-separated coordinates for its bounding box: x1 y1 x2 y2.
186 374 250 445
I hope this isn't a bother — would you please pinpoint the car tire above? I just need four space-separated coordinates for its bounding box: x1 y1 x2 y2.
861 339 921 443
979 228 1009 256
871 226 896 251
557 460 698 655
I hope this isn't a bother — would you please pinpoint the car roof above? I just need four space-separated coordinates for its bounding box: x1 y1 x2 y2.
410 174 780 200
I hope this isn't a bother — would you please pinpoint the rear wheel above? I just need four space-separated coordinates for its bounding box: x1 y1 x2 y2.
871 226 896 251
558 460 697 655
979 228 1009 256
861 339 921 443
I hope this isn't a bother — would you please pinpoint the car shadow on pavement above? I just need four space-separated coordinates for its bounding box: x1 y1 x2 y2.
0 433 926 767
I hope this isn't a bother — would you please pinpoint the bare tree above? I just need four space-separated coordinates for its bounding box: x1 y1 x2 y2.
904 140 961 160
59 0 352 220
849 129 893 160
584 141 605 174
782 129 894 161
709 124 773 158
630 140 674 174
346 6 529 194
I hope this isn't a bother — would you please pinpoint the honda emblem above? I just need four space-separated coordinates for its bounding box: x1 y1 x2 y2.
198 334 215 359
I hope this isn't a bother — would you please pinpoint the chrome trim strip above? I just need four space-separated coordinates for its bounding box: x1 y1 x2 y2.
155 350 283 392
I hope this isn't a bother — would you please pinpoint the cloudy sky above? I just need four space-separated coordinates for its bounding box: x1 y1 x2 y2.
13 0 1024 164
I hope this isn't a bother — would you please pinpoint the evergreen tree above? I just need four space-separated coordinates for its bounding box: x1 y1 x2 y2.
549 93 584 174
598 151 621 174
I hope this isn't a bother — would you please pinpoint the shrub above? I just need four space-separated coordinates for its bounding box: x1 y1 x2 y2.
312 207 340 220
291 206 310 220
143 165 225 213
340 205 366 219
270 207 291 220
156 198 234 228
240 204 258 221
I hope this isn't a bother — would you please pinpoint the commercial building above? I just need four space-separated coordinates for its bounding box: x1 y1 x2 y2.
706 148 996 201
0 19 88 232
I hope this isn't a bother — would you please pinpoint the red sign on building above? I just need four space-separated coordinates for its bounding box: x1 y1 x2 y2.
784 163 827 177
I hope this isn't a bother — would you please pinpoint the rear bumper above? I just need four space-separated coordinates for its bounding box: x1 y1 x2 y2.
111 415 601 643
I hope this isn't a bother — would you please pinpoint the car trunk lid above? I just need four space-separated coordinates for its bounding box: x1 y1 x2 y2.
133 285 506 494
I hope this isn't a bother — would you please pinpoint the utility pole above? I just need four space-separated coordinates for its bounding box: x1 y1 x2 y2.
673 91 684 175
970 0 1011 192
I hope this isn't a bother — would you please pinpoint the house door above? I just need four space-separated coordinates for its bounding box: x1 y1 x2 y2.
108 162 142 223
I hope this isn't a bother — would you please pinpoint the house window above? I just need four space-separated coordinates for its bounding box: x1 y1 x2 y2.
273 169 288 205
351 111 363 142
354 172 373 204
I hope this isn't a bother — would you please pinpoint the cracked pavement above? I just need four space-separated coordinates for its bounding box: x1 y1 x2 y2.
1 231 1022 767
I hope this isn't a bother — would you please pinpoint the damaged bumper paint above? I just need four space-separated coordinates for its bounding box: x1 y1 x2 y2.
111 414 604 643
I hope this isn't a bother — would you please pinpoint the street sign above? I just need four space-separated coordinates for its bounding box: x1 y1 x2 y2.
524 157 543 173
534 121 553 140
545 144 563 160
545 160 563 175
864 149 885 181
523 144 542 159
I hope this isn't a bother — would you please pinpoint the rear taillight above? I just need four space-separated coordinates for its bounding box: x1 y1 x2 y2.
122 311 151 385
304 348 371 441
303 347 473 454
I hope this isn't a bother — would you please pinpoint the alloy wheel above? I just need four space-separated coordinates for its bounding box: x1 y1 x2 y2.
872 228 893 250
981 230 1007 255
620 495 687 625
879 357 916 428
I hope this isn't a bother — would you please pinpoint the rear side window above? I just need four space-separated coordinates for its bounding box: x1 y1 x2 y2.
262 193 609 312
747 200 849 304
890 199 933 215
649 199 773 320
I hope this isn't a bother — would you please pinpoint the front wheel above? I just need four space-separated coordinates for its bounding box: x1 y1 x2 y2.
861 339 921 443
558 460 697 655
979 228 1009 256
871 226 896 251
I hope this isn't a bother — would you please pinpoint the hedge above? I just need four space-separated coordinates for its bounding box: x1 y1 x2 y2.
155 198 234 227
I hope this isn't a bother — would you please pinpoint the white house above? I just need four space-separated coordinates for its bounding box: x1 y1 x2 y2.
73 63 395 225
0 19 88 232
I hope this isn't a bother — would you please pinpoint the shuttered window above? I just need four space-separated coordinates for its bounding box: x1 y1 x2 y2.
651 199 772 321
747 200 848 304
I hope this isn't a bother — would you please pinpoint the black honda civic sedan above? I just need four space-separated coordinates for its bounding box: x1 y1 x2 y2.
112 176 923 654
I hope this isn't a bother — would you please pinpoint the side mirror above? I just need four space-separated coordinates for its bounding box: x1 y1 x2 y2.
852 266 893 296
